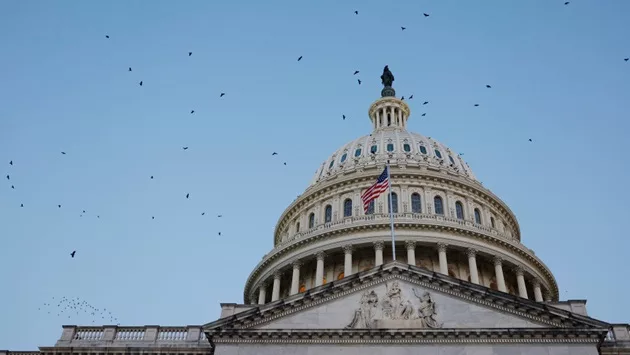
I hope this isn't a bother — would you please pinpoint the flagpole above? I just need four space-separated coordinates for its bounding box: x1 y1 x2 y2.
386 160 396 261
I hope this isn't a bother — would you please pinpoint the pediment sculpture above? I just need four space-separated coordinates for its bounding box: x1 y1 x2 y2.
346 281 442 329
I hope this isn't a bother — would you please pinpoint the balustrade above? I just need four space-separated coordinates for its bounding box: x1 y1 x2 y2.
54 325 207 346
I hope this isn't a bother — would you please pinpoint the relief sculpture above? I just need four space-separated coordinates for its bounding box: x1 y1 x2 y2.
346 281 442 329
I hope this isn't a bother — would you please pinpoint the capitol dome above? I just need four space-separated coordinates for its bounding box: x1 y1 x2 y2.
243 71 558 307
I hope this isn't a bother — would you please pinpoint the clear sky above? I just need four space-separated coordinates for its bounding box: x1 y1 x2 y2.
1 0 629 350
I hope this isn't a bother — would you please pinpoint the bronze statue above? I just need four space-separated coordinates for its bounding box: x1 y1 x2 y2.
381 65 395 87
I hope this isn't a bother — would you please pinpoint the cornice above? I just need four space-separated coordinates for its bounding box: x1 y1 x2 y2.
207 328 605 345
246 219 557 304
274 168 520 244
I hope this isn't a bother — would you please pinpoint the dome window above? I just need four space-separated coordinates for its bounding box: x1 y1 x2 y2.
403 143 411 152
434 196 444 215
343 198 353 217
328 160 335 169
340 153 347 163
387 143 394 152
354 148 362 157
419 145 427 154
490 216 496 228
308 213 315 229
370 145 378 154
324 205 332 223
388 192 398 213
449 155 455 165
366 200 375 215
295 222 300 233
411 193 421 213
455 201 465 220
434 149 443 159
474 208 482 224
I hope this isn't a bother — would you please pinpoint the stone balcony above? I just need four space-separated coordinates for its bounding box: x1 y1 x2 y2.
50 325 210 348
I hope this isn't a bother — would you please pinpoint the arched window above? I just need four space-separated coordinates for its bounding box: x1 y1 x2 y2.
343 198 353 217
474 208 482 224
328 160 335 169
419 145 427 154
308 213 315 228
324 205 332 223
354 148 362 157
370 145 378 154
387 113 392 126
411 193 422 213
434 196 444 215
455 201 464 220
449 155 455 165
387 143 394 152
366 200 375 215
434 149 443 159
490 216 496 228
296 222 300 233
340 153 347 162
403 143 411 152
388 192 398 213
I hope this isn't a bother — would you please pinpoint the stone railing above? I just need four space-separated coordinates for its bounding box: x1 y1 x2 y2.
274 213 510 254
53 325 209 347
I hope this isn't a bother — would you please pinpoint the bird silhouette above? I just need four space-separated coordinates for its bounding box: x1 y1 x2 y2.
218 232 222 236
358 79 362 85
343 115 346 120
401 26 406 31
128 67 132 72
423 101 429 105
529 138 533 142
272 152 278 155
188 52 192 56
353 70 359 75
284 162 287 165
297 56 302 61
354 10 358 14
105 35 109 38
474 104 480 107
486 85 492 88
58 205 61 208
201 212 205 216
186 193 190 199
6 175 8 180
139 81 143 86
150 176 153 179
70 251 76 258
220 93 225 97
20 203 23 207
409 95 413 99
11 185 14 189
423 13 429 17
401 96 405 100
190 110 195 114
564 1 569 4
625 58 629 62
217 215 222 217
61 152 66 155
183 147 189 150
9 160 12 165
421 113 426 116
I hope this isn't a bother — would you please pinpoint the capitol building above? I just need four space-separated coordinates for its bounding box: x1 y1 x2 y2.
3 69 630 355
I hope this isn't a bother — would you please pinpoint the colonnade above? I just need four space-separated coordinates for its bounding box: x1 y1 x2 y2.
255 241 549 305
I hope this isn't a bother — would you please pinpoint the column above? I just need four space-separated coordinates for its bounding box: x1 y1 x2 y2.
405 240 416 265
437 243 448 275
515 266 528 299
467 248 479 284
271 270 282 302
374 241 384 266
493 256 507 292
258 282 267 305
315 251 326 286
343 245 353 277
290 260 301 295
532 279 544 302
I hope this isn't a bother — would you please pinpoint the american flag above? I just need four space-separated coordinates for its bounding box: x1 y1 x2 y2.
361 167 389 213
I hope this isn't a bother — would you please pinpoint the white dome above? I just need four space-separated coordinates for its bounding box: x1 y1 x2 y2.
309 129 477 187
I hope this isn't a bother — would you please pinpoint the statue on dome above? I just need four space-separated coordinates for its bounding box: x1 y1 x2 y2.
381 65 395 87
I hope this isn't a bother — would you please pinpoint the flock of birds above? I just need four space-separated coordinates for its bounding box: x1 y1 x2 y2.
38 296 119 324
3 2 628 330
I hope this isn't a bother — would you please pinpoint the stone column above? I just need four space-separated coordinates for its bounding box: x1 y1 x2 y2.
467 248 480 284
342 245 353 277
258 282 267 305
437 243 448 275
493 256 507 292
290 260 301 295
405 240 416 265
515 266 528 299
532 279 544 302
315 251 326 286
374 241 384 266
271 270 282 302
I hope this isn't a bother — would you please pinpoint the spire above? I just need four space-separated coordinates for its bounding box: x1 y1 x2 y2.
380 65 395 97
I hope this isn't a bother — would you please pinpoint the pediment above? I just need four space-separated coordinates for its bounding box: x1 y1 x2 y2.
205 262 608 332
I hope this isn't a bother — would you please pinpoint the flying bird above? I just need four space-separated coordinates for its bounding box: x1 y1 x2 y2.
150 176 153 179
218 232 222 236
58 205 61 208
358 79 362 85
190 110 195 114
182 147 189 150
152 216 155 220
409 95 413 99
128 67 132 72
217 215 222 217
201 212 205 216
421 113 426 117
272 152 278 155
70 251 76 258
61 152 66 155
624 58 629 61
486 85 492 88
528 138 533 142
188 52 192 56
20 203 23 207
423 101 429 105
283 162 287 165
9 160 12 165
297 56 302 61
139 81 143 86
11 185 14 189
354 10 358 14
423 13 429 17
343 115 346 120
401 26 406 31
353 70 359 75
401 96 405 100
564 1 569 4
474 104 480 107
220 93 225 97
105 35 109 38
6 175 8 180
186 193 190 199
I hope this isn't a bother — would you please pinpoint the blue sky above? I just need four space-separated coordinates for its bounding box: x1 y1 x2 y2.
1 0 629 350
